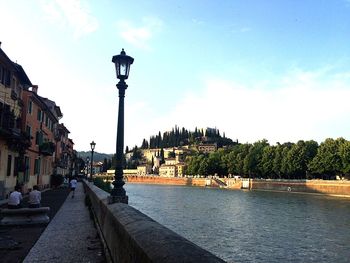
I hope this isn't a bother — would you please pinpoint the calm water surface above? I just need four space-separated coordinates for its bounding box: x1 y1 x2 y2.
125 184 350 263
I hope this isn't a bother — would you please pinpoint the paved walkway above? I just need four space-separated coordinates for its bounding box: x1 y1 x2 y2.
0 187 71 263
23 182 106 263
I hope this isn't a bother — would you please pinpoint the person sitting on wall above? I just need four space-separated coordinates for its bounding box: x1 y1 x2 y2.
7 185 23 209
28 185 41 208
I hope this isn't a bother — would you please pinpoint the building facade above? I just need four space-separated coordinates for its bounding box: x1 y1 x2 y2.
0 45 75 199
21 86 59 190
0 47 32 198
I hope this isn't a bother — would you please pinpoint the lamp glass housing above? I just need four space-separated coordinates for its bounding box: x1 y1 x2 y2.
112 49 134 80
90 141 96 151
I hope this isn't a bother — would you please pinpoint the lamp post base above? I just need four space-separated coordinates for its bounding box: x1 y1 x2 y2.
108 195 128 204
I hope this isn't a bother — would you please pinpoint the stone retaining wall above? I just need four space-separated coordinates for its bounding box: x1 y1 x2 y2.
250 179 350 196
83 181 225 263
126 175 207 187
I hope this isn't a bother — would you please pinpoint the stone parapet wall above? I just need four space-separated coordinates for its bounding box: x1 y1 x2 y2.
251 179 350 196
83 181 224 263
223 178 242 189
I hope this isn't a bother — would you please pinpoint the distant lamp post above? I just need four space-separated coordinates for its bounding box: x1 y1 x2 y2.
90 141 96 182
109 49 134 204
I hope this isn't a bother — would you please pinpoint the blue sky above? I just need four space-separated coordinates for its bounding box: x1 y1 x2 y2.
1 0 350 153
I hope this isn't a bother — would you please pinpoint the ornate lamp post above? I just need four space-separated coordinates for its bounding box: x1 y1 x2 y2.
90 141 96 182
109 49 134 204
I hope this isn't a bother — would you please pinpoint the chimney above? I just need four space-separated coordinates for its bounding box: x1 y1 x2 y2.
0 42 2 48
32 85 38 94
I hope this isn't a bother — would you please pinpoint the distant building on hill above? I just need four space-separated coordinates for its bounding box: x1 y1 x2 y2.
137 164 152 175
159 165 176 177
197 143 217 153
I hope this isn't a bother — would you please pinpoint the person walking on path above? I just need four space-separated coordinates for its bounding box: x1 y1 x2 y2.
28 185 41 208
70 177 78 198
8 185 23 209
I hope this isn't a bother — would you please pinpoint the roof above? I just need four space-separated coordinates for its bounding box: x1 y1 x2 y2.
40 97 63 119
13 62 32 86
0 47 16 70
58 123 70 133
27 91 58 122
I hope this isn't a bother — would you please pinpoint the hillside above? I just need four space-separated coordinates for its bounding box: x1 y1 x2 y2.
77 151 113 162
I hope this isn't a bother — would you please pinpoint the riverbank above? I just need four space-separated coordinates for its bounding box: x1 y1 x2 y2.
123 175 350 197
249 179 350 197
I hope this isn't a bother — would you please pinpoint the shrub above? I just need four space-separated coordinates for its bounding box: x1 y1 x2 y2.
93 177 111 193
51 173 64 187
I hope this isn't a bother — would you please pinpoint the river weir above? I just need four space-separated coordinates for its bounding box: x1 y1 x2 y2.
126 183 350 263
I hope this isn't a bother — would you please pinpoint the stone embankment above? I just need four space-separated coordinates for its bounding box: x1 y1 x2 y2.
249 179 350 197
124 175 350 197
84 181 225 263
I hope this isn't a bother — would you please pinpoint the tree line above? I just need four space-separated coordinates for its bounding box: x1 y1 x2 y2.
141 126 235 149
186 138 350 179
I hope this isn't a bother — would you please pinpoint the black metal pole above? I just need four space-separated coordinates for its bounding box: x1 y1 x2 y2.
109 79 128 204
90 149 94 182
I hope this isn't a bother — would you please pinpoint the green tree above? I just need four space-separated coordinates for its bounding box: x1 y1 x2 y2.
260 146 276 178
273 143 283 179
243 140 269 178
160 147 165 164
308 138 343 179
198 157 209 176
339 140 350 177
280 146 291 178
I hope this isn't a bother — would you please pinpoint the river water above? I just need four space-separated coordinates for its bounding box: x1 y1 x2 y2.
125 184 350 263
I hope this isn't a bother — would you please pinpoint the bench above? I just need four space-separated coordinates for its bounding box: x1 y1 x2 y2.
0 207 50 226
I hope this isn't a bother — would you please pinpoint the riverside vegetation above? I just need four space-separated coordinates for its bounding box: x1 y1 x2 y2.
81 127 350 180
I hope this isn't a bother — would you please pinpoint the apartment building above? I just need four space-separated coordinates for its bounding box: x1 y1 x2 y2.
0 44 75 199
21 86 60 190
0 47 32 198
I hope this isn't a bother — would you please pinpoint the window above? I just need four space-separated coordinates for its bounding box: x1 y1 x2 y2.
7 155 12 176
28 100 33 114
0 67 11 86
14 157 19 176
26 125 32 137
34 158 41 175
0 66 3 84
45 115 48 127
35 131 43 145
12 77 16 89
24 156 30 182
37 109 42 122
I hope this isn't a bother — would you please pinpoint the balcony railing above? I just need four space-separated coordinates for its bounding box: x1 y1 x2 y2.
39 142 55 156
0 108 16 135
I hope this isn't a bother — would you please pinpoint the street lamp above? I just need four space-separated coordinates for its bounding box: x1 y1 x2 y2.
109 49 134 204
90 141 96 182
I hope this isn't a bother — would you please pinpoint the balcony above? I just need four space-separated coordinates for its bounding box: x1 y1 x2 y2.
0 108 15 135
55 159 68 169
39 142 55 156
10 90 17 100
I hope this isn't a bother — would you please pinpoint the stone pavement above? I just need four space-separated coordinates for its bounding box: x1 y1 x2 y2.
23 182 106 263
0 187 71 263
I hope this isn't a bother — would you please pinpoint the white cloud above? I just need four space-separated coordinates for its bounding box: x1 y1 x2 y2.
230 25 252 34
116 17 163 50
240 27 251 33
40 0 98 38
142 67 350 146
